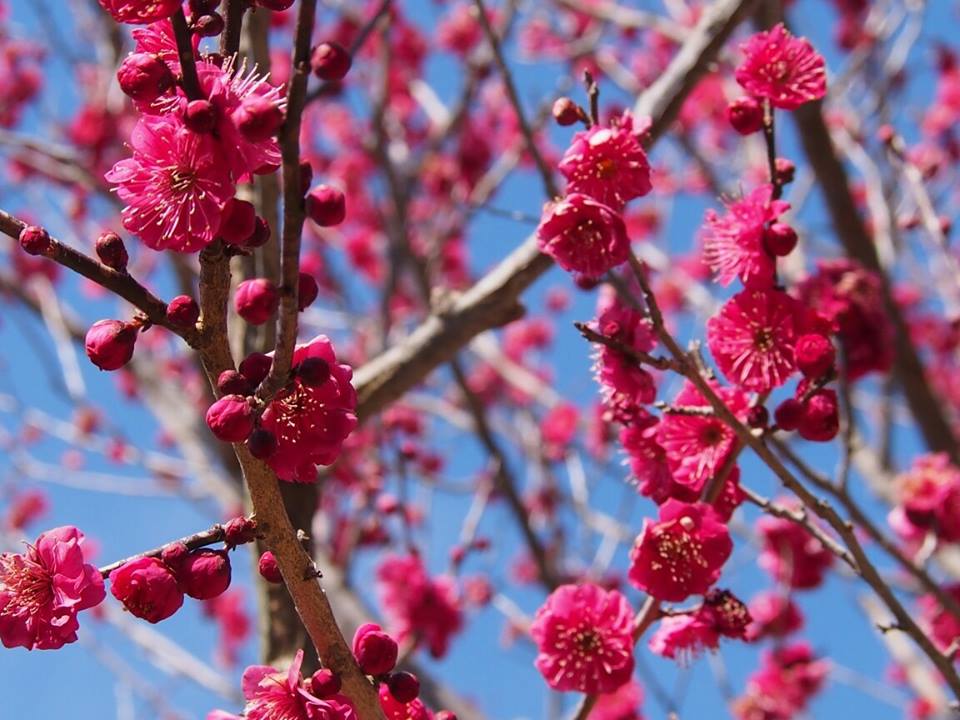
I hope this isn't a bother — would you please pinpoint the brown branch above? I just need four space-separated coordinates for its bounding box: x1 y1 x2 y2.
220 0 244 57
354 0 758 421
172 7 203 101
256 0 318 403
0 209 202 346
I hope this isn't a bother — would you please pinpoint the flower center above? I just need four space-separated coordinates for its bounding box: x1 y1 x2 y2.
0 553 53 616
595 158 617 179
168 167 199 195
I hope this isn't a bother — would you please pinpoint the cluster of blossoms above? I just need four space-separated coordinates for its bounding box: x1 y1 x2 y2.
732 643 829 720
205 335 358 482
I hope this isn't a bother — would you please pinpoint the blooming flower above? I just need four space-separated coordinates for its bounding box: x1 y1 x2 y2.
707 288 801 392
106 115 235 252
745 591 804 642
109 556 183 623
757 514 833 590
537 194 630 278
628 500 733 602
558 111 652 209
259 336 358 482
98 0 180 24
376 554 463 659
735 24 827 110
733 643 828 720
919 584 960 653
530 583 635 694
0 525 105 650
656 381 748 493
894 453 960 543
589 679 645 720
379 683 430 720
648 589 750 661
701 185 789 288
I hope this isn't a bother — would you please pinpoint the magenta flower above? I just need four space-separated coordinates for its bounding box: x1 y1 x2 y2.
701 184 789 288
98 0 180 24
530 583 635 694
707 288 802 393
735 24 827 111
259 336 358 482
0 525 105 650
628 500 733 602
106 115 235 252
537 194 630 279
558 111 652 209
648 589 750 661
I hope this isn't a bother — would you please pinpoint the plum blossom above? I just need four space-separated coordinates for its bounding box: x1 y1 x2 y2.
735 24 827 110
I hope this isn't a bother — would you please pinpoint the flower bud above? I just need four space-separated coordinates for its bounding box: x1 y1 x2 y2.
219 198 257 245
223 516 257 547
117 53 174 102
727 96 764 135
296 357 330 387
233 95 284 143
298 272 319 311
747 405 769 429
352 622 398 676
246 428 278 459
552 97 582 126
184 99 217 133
235 279 280 325
310 668 342 698
166 295 200 327
96 231 129 271
193 12 224 37
798 389 839 442
311 42 351 81
795 334 835 379
774 398 804 432
18 225 51 256
386 671 420 703
85 320 138 371
762 222 798 256
205 394 255 442
246 216 271 248
160 541 190 572
258 550 283 583
775 158 795 185
306 185 346 227
239 352 273 384
217 369 254 396
177 548 231 599
109 557 183 623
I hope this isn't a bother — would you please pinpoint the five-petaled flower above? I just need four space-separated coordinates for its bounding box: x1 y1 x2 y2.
735 24 827 110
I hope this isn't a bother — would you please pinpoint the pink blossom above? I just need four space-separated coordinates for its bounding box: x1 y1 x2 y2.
537 194 630 278
589 679 645 720
558 111 652 209
106 115 235 252
98 0 180 25
707 288 802 392
757 513 834 590
530 583 635 694
701 185 789 288
376 554 463 659
735 24 827 110
259 336 358 482
648 589 750 661
0 525 105 650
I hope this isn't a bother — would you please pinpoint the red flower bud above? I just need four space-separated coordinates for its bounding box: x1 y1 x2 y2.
762 222 798 256
19 225 51 256
85 320 138 371
246 428 278 459
310 668 342 698
386 671 420 703
235 279 280 325
310 42 352 81
193 12 224 37
552 97 582 126
727 96 764 135
298 272 319 311
160 541 190 571
258 550 283 583
352 622 398 676
233 95 284 143
117 53 174 102
205 394 255 442
798 389 839 442
747 405 769 429
109 557 183 623
217 369 254 396
96 231 129 272
177 549 231 599
223 516 257 547
184 99 217 133
296 357 330 387
306 185 346 227
774 398 804 431
795 334 836 379
166 295 200 328
219 198 257 245
239 352 273 384
775 158 795 185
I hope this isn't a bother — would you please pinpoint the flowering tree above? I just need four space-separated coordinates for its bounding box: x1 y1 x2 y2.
2 0 960 717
